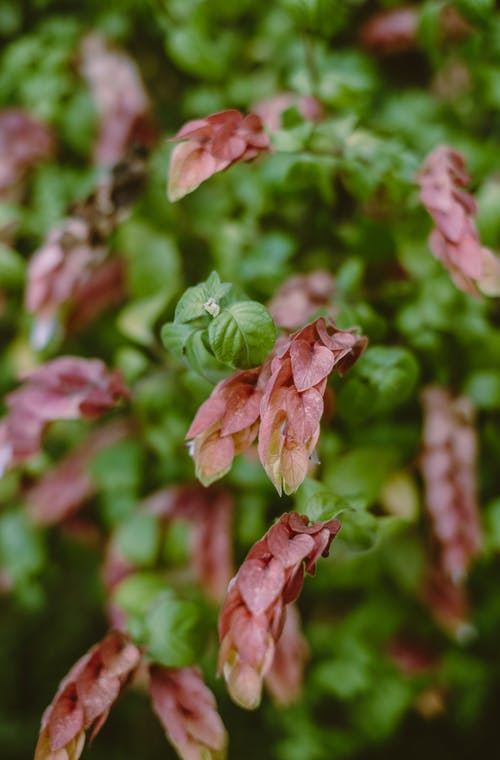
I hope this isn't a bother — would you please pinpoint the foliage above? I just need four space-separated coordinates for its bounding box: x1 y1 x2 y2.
1 1 500 759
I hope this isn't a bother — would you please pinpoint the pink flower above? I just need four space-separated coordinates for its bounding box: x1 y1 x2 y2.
420 386 482 583
168 110 270 201
79 33 156 166
218 512 340 709
186 318 366 495
185 369 263 486
417 145 500 296
264 603 309 706
25 149 148 348
360 5 471 55
149 665 228 760
268 271 336 330
258 318 367 494
253 93 324 132
359 6 420 54
35 631 141 760
26 419 132 525
25 218 101 348
0 357 129 476
0 109 54 201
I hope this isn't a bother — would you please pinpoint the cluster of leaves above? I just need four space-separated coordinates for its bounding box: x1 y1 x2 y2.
2 1 500 759
162 271 276 381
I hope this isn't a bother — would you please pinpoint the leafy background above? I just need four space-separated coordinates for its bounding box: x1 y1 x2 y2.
1 0 500 758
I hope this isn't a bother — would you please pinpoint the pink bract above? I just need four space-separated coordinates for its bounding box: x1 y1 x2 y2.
0 109 54 200
79 33 155 166
149 666 228 760
253 93 324 132
35 631 141 760
417 145 500 296
167 109 270 201
217 512 340 709
0 357 129 476
186 317 366 495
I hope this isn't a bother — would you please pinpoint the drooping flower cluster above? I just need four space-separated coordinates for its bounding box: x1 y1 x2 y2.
79 33 155 166
168 109 270 201
420 386 482 582
149 665 228 760
25 148 147 347
35 631 228 760
26 419 132 525
0 357 129 477
34 631 141 760
0 108 54 202
359 6 420 55
267 271 336 330
417 145 500 296
360 5 471 56
218 511 340 709
186 317 366 495
253 93 324 132
420 386 482 636
185 368 263 487
259 319 366 494
142 485 234 603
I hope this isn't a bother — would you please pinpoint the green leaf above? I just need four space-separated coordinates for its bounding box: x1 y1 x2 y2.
300 489 359 521
118 292 169 346
338 346 419 422
118 221 182 300
208 300 276 369
324 447 400 506
115 513 160 567
313 658 370 699
0 511 45 583
0 245 25 287
160 321 194 358
174 271 233 325
335 508 380 552
184 329 230 382
113 573 170 618
464 371 500 410
144 594 204 667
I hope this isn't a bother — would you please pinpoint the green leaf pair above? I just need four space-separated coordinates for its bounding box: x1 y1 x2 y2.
161 271 276 381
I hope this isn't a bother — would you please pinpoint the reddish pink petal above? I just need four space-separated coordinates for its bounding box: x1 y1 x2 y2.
206 109 243 127
230 608 270 668
47 683 85 752
237 557 285 615
285 387 324 442
220 385 261 436
289 340 335 392
453 232 484 279
267 522 315 568
186 397 225 439
168 142 228 202
196 433 235 485
280 441 310 494
282 564 305 605
171 118 211 140
77 654 121 727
